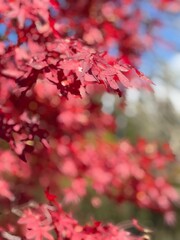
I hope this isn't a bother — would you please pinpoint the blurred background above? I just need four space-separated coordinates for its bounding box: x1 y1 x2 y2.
1 1 180 240
72 2 180 240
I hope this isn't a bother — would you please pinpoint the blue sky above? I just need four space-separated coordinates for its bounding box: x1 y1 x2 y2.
138 1 180 75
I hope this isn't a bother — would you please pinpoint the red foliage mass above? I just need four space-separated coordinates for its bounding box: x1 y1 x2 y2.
0 0 179 239
17 195 148 240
